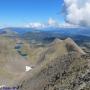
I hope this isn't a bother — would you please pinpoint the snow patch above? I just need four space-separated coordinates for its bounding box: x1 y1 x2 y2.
25 66 32 72
0 85 6 88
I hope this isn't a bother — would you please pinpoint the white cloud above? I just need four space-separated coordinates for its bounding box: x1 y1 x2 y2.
25 18 60 29
64 0 90 26
48 18 57 26
25 22 45 29
24 18 78 29
61 22 79 28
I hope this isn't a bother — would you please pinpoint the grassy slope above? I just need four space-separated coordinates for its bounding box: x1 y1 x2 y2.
0 36 30 86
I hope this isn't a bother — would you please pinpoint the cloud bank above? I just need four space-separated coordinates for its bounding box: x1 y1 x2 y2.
25 18 59 29
64 0 90 26
25 18 77 29
25 22 45 28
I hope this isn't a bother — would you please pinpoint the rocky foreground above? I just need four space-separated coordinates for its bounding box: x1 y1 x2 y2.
17 53 90 90
0 36 90 90
15 38 90 90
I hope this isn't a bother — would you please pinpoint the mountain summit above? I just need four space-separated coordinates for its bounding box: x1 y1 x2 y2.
64 38 86 54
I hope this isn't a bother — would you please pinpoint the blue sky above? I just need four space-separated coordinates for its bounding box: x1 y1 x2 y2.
0 0 64 27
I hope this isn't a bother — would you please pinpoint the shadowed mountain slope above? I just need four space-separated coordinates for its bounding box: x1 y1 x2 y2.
64 38 86 54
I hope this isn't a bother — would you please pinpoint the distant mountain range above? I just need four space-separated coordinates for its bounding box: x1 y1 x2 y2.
0 27 90 45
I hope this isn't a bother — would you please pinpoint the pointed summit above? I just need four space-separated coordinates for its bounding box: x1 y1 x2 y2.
51 38 63 45
64 38 86 55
